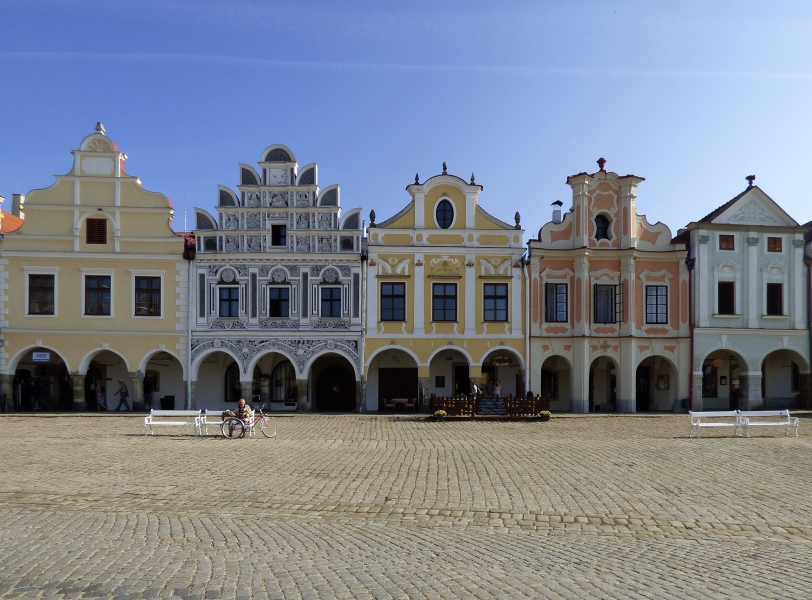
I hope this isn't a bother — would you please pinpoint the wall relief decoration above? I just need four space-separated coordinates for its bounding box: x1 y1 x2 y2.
260 320 298 329
246 236 262 252
271 268 287 282
296 192 311 207
220 269 236 282
208 319 246 329
338 266 352 277
320 189 338 206
295 236 310 251
224 213 239 230
269 192 288 207
429 255 461 277
312 320 349 329
726 199 781 225
322 268 339 283
318 213 333 230
311 266 322 276
296 214 310 229
246 192 261 208
283 265 300 277
246 213 262 229
318 236 333 252
225 235 240 252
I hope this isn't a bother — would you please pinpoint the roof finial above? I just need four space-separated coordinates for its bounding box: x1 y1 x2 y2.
470 173 475 184
95 122 105 135
514 212 521 230
415 173 419 184
597 157 606 172
369 209 376 227
442 162 448 175
746 174 756 187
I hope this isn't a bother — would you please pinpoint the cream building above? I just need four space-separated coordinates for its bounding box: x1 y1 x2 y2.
0 124 189 411
364 164 526 410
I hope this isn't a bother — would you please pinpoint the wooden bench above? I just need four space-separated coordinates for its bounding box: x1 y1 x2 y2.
739 410 799 438
689 411 742 438
144 410 202 436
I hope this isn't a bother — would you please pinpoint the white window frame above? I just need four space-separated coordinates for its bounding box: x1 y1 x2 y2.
761 263 790 318
540 268 573 326
712 262 741 317
130 269 165 319
80 267 115 319
23 266 59 318
432 196 457 230
716 232 737 252
762 233 786 256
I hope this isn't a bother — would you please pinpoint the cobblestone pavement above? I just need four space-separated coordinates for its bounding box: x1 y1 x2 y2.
1 414 812 599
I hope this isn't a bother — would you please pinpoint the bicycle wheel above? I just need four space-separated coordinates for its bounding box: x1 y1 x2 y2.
221 418 245 439
259 416 277 439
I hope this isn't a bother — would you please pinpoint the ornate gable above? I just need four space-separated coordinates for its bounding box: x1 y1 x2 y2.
712 187 798 227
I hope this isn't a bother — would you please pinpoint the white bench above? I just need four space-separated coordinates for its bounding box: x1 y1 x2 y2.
144 410 202 436
689 411 742 437
739 410 799 438
199 409 255 436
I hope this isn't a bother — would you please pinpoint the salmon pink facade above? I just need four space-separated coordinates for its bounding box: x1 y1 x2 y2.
528 160 691 413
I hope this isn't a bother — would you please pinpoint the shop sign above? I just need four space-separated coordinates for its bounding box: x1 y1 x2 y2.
32 352 51 362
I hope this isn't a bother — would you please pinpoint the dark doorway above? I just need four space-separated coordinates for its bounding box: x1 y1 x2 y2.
85 363 104 410
636 366 651 412
730 357 740 410
588 369 594 412
315 366 356 412
454 365 470 396
378 368 418 407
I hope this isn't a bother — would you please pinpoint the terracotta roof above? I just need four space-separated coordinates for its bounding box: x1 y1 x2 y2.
0 210 23 233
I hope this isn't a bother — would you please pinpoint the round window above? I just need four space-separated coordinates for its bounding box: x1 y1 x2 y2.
436 199 454 229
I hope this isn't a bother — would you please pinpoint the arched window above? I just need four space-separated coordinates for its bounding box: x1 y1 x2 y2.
436 200 454 229
271 360 296 403
595 215 610 240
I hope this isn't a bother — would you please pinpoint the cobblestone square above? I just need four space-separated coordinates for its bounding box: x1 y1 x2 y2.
1 414 811 599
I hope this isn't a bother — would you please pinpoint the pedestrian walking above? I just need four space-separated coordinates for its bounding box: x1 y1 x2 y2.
113 379 131 411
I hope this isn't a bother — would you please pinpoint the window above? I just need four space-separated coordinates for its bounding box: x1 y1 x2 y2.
436 199 454 229
321 287 341 317
594 284 617 323
85 276 111 315
268 287 289 318
135 277 161 316
541 369 559 399
204 237 217 251
545 283 567 323
595 215 610 240
86 219 107 244
28 275 54 315
702 361 718 398
219 287 240 317
271 225 287 247
341 237 354 251
719 235 735 250
271 361 296 402
767 237 782 252
432 283 457 321
645 286 668 324
766 283 783 316
484 283 508 322
381 282 405 321
717 282 735 315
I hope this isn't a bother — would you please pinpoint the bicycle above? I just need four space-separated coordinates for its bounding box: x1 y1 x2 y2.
221 403 277 439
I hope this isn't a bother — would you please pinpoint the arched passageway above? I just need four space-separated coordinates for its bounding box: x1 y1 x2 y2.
635 355 678 412
540 356 572 412
12 347 72 411
761 349 809 409
310 353 357 412
700 350 746 410
482 350 523 398
85 350 130 411
367 349 419 412
428 348 470 398
143 352 185 411
589 356 618 412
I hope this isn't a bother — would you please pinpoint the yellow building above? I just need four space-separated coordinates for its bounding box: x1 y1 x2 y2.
0 124 189 411
364 164 526 410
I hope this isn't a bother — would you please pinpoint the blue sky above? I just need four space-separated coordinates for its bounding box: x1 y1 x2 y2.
2 0 812 234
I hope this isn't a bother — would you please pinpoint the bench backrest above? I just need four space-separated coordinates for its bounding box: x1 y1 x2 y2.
690 411 738 418
739 410 790 418
149 410 201 417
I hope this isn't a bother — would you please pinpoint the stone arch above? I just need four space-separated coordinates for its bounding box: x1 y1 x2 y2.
78 347 132 375
77 210 116 230
195 208 217 230
366 345 422 367
245 348 302 380
340 209 361 230
6 344 72 375
479 346 525 370
138 348 188 381
296 163 317 186
697 347 752 373
426 345 473 367
317 185 340 207
302 349 360 380
190 346 242 382
217 186 238 207
757 346 809 372
239 164 260 186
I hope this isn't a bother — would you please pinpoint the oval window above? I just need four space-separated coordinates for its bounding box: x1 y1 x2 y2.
436 199 454 229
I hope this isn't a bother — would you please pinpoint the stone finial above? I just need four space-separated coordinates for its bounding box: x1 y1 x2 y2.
369 210 376 227
95 122 105 135
514 212 521 229
442 162 448 175
746 174 756 187
415 173 419 184
597 157 606 171
470 173 476 184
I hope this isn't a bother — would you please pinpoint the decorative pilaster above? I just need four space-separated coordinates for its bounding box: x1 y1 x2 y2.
189 381 197 410
71 373 87 411
129 372 145 412
739 372 763 410
239 381 253 403
692 372 704 411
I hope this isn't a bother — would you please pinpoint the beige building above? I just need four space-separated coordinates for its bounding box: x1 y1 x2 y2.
364 164 527 410
0 124 189 411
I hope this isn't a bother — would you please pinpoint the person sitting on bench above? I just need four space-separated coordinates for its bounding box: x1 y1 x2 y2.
222 398 251 421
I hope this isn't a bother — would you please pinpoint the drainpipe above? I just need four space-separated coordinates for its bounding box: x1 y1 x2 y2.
806 255 812 408
524 249 531 396
687 254 695 412
359 226 368 413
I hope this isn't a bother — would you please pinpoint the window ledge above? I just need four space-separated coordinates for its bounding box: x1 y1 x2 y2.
762 314 790 319
712 314 741 319
377 274 411 279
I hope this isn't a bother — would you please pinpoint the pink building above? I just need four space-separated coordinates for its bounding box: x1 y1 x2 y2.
528 159 690 412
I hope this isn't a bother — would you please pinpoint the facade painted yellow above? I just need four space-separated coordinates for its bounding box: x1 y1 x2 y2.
0 124 189 411
363 167 527 411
